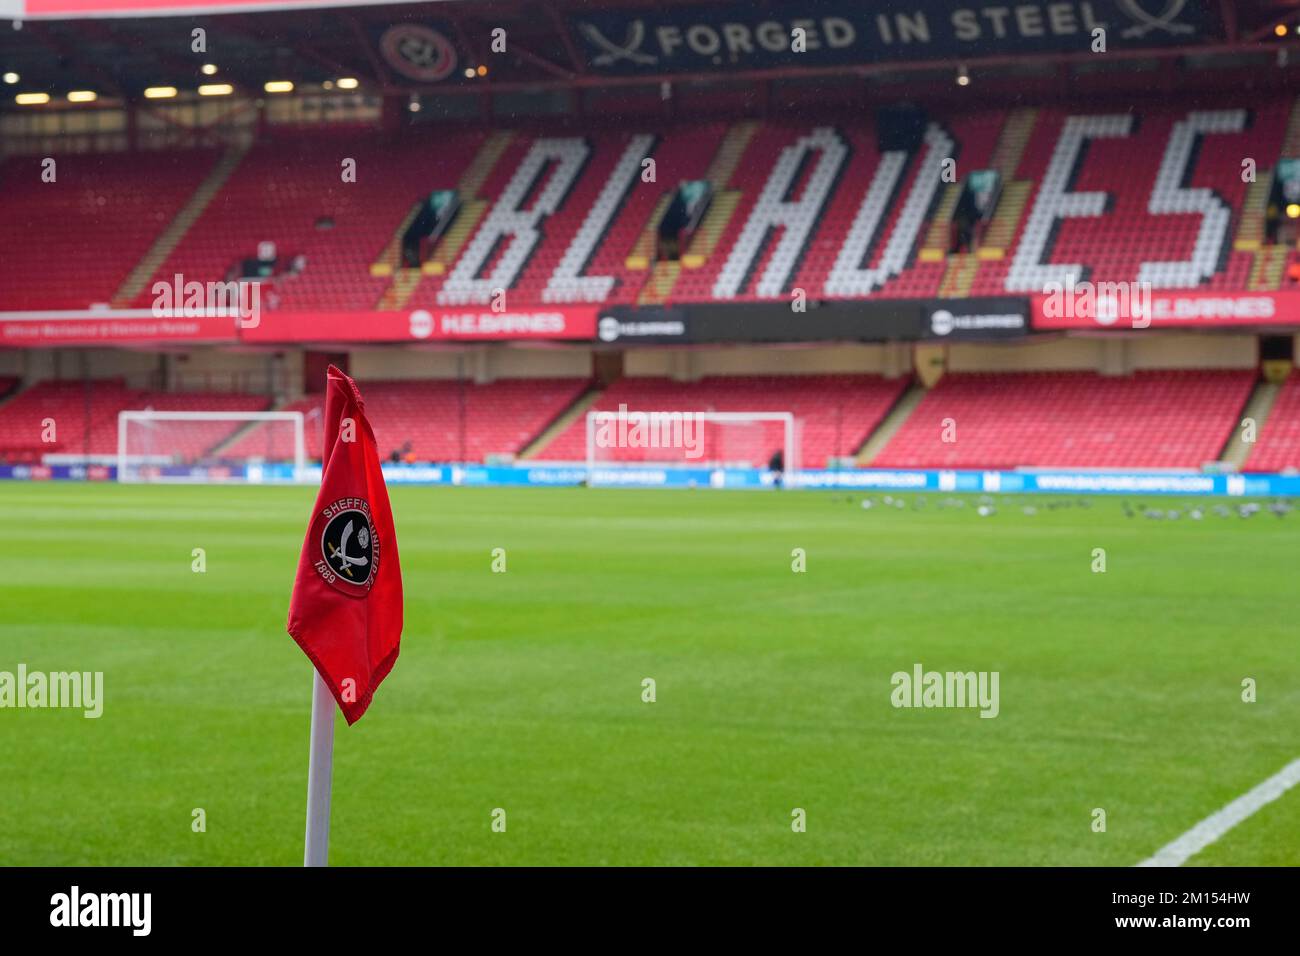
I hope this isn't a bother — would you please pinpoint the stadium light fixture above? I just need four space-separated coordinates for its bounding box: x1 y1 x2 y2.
201 63 218 76
264 80 294 93
2 71 17 84
14 92 49 105
199 83 234 96
66 90 97 103
336 77 359 90
144 86 177 99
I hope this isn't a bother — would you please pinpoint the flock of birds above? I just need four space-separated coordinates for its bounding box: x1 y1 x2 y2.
850 494 1294 521
1119 500 1292 521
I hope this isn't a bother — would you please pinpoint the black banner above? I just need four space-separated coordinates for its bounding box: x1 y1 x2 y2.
921 297 1031 340
0 866 1289 942
596 298 1035 345
570 1 1220 76
596 300 926 344
596 309 692 344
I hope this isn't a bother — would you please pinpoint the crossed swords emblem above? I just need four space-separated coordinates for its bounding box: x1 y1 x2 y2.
579 20 658 67
1118 0 1194 38
327 519 370 579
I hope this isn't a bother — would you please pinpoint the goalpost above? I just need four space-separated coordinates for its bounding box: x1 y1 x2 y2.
117 410 307 484
584 409 800 487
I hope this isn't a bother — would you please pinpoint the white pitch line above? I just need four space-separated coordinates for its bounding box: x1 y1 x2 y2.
1137 757 1300 867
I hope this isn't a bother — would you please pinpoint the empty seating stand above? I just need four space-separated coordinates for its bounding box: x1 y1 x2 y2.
874 369 1256 470
226 378 591 463
0 150 222 309
538 374 908 468
1245 370 1300 472
131 128 489 312
0 101 1289 313
979 102 1286 296
0 379 133 461
0 379 270 461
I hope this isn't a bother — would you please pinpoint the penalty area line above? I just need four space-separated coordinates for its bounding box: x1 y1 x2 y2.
1136 756 1300 867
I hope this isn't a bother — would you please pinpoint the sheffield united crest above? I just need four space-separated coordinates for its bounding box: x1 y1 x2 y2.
313 498 380 595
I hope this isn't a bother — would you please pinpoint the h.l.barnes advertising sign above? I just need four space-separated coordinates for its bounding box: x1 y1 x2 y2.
1030 289 1300 329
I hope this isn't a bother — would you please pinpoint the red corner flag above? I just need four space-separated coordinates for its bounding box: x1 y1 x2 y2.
288 365 402 725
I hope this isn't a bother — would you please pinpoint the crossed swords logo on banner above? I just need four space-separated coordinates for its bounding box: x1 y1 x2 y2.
579 20 657 67
1118 0 1194 38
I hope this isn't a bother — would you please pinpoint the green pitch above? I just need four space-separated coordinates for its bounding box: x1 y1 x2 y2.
1 483 1296 866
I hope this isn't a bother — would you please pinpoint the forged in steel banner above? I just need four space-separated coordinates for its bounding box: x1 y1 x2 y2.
569 1 1220 76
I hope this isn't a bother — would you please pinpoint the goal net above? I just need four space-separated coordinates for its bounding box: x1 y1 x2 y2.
117 410 307 484
584 409 799 486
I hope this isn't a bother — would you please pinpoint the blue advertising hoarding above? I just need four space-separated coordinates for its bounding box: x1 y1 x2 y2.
5 462 1297 498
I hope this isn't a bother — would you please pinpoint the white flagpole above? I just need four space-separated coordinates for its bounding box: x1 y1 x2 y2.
304 669 336 867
